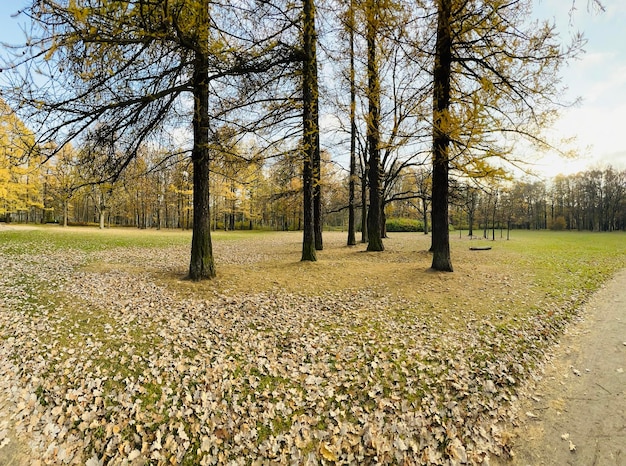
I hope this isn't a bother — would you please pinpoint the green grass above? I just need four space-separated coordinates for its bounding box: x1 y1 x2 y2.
0 224 272 252
497 230 626 302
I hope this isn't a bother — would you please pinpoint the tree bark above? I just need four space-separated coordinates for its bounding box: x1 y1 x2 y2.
365 1 384 252
313 151 323 250
301 0 318 261
302 156 316 260
312 15 323 251
430 0 453 271
314 175 323 249
347 0 357 247
63 200 69 227
491 193 498 240
381 205 387 238
361 160 368 243
188 8 217 280
422 197 429 234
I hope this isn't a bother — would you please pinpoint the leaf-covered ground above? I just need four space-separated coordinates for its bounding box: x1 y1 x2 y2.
1 228 624 465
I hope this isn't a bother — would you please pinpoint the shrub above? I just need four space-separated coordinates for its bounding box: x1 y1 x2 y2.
386 217 424 232
551 216 566 231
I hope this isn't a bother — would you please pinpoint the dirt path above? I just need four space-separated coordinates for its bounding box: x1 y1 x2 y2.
507 269 626 465
0 415 28 466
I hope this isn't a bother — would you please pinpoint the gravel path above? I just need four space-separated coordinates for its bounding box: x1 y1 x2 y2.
506 269 626 465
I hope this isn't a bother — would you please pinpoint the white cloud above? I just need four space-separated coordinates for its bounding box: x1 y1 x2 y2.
597 150 626 170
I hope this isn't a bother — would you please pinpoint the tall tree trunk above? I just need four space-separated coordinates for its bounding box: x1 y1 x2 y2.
430 0 453 271
314 176 322 249
365 0 384 252
164 193 169 228
422 197 429 234
381 205 387 238
188 11 216 280
156 198 161 230
483 202 489 238
361 162 368 243
230 186 236 230
302 156 316 260
347 0 357 247
313 153 322 250
312 10 323 252
301 0 318 261
491 194 497 240
63 199 69 227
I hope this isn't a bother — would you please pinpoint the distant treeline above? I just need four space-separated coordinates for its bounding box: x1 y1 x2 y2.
2 144 624 234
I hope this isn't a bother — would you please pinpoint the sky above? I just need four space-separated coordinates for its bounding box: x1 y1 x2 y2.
530 0 626 178
0 1 625 180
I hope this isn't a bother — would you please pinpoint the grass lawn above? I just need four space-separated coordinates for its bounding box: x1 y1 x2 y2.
1 225 624 464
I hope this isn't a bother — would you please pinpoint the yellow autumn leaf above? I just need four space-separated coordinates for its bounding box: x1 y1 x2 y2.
319 442 338 462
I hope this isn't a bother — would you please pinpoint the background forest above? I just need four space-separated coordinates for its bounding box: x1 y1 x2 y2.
1 113 625 235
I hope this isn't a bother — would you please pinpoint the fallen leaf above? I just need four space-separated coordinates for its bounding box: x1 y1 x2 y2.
561 433 569 440
215 428 229 441
319 442 339 462
86 455 103 466
569 440 576 451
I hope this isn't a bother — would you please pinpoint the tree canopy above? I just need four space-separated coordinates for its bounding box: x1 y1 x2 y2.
0 0 593 276
2 0 301 279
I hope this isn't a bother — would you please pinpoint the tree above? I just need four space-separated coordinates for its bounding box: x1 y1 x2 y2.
601 167 625 231
428 0 584 271
266 151 303 230
411 168 432 235
2 0 296 280
364 0 384 252
187 0 218 278
46 145 83 227
0 100 40 222
463 183 479 237
208 128 263 230
430 0 453 270
78 125 123 229
346 0 358 247
301 0 320 261
329 0 430 247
